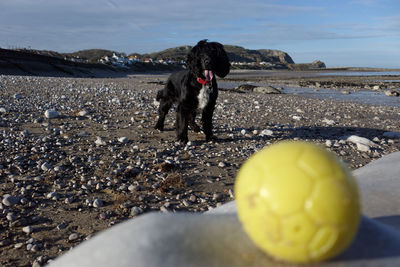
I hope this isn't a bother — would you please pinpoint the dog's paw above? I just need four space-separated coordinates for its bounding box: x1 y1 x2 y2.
177 135 189 144
154 123 164 131
190 124 201 133
205 134 217 142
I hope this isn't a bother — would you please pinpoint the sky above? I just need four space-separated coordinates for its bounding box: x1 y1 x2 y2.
1 0 399 68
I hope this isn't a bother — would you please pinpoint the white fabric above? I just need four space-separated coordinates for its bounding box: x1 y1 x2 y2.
48 152 400 267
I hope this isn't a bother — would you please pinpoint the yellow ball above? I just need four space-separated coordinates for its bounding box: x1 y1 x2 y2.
235 141 360 263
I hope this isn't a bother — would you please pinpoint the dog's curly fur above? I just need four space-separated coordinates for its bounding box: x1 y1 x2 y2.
154 40 230 143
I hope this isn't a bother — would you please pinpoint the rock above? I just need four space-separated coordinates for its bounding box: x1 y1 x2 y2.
41 162 53 171
292 115 302 121
130 206 143 216
385 90 400 97
2 194 20 207
235 84 257 91
159 206 169 213
347 135 375 147
322 118 335 125
93 199 103 208
252 86 281 94
325 140 333 147
212 193 224 201
22 226 34 234
356 143 371 152
44 109 59 119
218 162 226 168
47 191 59 200
77 109 89 117
383 132 400 139
118 137 129 143
311 60 326 69
259 129 273 137
95 136 106 146
13 93 22 99
68 233 79 242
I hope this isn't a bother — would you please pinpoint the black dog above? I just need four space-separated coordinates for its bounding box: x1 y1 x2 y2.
154 40 230 143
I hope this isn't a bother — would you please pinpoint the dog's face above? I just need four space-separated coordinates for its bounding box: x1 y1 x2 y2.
198 51 216 82
187 40 230 80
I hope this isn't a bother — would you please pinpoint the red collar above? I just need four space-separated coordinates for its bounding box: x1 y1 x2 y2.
197 77 210 85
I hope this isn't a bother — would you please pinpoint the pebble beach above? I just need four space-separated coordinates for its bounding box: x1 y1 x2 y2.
1 71 400 266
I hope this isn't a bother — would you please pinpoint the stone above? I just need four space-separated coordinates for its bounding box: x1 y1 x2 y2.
118 137 129 143
41 162 53 171
47 152 400 267
383 132 400 139
259 129 273 137
252 86 281 94
47 192 59 200
44 109 59 119
347 135 375 147
385 90 400 97
2 194 20 207
93 199 103 208
22 226 33 234
95 137 106 146
322 118 335 125
130 206 143 216
69 233 79 242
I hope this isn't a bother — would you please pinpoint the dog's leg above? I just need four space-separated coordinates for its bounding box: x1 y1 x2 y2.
188 110 201 132
155 98 172 131
176 104 189 143
202 102 216 141
201 85 218 142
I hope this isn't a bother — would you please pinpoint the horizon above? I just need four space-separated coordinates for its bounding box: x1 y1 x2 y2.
1 0 399 68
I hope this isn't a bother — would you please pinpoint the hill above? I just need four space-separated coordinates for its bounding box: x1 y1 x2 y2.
224 45 294 64
139 46 192 62
63 49 117 63
131 45 296 67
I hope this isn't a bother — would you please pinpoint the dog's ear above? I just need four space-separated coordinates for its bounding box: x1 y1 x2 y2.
213 42 230 78
186 45 201 75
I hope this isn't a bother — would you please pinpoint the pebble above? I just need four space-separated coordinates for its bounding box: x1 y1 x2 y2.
292 115 302 121
383 131 400 139
41 162 53 171
118 136 129 143
260 129 273 136
160 206 169 213
69 233 79 241
22 226 34 234
0 74 399 266
347 135 375 147
95 136 106 146
130 206 144 216
322 118 335 125
44 109 59 119
182 200 191 207
47 191 59 200
2 194 20 206
93 198 103 208
212 193 224 201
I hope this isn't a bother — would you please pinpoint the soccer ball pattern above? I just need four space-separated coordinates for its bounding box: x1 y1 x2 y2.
235 141 360 263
